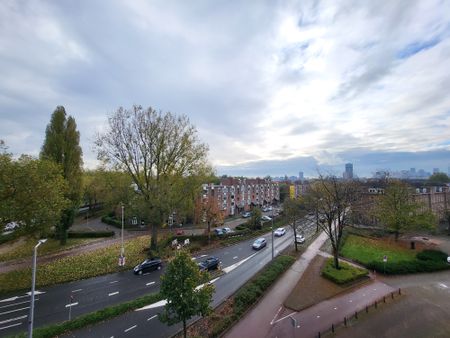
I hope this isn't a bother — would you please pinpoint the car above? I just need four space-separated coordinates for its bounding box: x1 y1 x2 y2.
198 257 221 271
274 227 286 237
133 257 162 275
4 222 20 232
214 228 224 236
242 212 252 218
252 237 267 250
262 207 269 212
222 227 233 234
295 234 305 244
267 206 273 211
261 215 272 222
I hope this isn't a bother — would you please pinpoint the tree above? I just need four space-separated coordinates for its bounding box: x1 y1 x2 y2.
375 180 436 241
95 105 210 251
41 106 83 244
428 173 450 185
283 197 307 251
249 207 262 230
159 250 214 338
0 153 68 236
307 175 358 269
195 196 224 245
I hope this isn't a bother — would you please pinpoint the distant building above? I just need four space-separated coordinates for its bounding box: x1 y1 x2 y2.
433 168 439 174
343 163 353 179
298 171 304 181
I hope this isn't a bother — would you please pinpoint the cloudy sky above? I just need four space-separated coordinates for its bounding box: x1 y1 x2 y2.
1 0 449 178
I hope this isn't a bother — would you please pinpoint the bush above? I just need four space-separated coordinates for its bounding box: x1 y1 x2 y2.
366 259 450 275
233 255 295 316
101 215 121 228
416 249 448 262
322 258 368 285
67 231 115 238
235 225 248 231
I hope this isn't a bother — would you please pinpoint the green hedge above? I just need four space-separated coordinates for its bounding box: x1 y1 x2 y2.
416 249 448 262
366 258 450 274
233 255 295 316
67 231 115 238
322 258 368 285
13 292 162 338
101 215 122 228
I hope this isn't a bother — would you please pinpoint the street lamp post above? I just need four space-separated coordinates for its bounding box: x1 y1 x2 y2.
271 207 274 260
121 203 124 257
28 238 47 338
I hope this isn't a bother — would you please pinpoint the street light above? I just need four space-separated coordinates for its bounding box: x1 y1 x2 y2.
271 207 274 260
119 203 125 267
121 203 124 257
28 238 47 338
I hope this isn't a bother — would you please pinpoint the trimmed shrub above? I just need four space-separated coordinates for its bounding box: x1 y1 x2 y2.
416 249 448 262
235 225 248 231
101 215 121 228
322 258 368 285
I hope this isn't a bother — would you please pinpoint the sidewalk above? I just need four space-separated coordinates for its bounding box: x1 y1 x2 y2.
225 231 395 338
225 231 330 338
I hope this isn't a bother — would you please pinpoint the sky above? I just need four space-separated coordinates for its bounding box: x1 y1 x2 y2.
1 0 450 178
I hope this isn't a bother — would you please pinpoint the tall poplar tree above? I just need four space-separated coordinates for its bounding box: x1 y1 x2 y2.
41 106 83 244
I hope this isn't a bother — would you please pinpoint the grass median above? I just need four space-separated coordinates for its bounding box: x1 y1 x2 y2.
0 236 149 295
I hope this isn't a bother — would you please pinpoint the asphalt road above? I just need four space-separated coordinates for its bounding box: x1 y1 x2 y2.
0 214 316 338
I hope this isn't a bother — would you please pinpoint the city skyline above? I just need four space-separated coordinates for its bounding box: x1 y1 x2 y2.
1 1 450 177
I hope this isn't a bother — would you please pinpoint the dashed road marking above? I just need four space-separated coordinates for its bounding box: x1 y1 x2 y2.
0 306 29 316
0 315 27 325
147 315 157 321
110 281 118 284
316 315 320 318
65 302 78 308
334 307 337 310
108 292 119 297
439 283 448 289
0 322 22 330
233 256 238 259
124 325 137 333
1 300 31 309
349 300 353 303
146 282 155 286
72 289 83 293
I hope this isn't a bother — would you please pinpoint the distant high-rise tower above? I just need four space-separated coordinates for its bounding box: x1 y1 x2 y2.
433 168 439 174
344 163 353 179
298 171 304 181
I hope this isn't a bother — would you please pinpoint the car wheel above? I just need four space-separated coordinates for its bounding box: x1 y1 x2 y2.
138 270 143 275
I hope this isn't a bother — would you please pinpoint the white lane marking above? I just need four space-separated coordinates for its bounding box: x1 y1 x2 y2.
200 254 208 258
72 289 83 293
147 315 157 321
1 300 31 309
0 295 27 303
0 306 29 316
439 283 448 289
110 281 119 284
270 306 283 325
124 325 137 333
0 315 27 325
317 315 320 318
0 322 22 330
137 278 221 312
108 292 119 297
146 282 155 286
143 273 150 276
223 253 257 274
334 307 337 310
349 300 353 303
233 256 238 259
26 291 45 296
272 311 297 325
65 302 79 308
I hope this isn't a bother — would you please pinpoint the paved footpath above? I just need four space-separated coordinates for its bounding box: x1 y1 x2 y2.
226 231 395 338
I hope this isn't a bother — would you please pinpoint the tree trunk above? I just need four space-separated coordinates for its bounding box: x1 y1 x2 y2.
293 222 298 252
333 247 340 269
207 221 211 245
183 319 187 338
150 224 158 251
394 230 399 241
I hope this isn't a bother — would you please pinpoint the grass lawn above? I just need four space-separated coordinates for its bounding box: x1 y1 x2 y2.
0 237 99 262
322 258 368 285
0 236 149 295
341 234 417 265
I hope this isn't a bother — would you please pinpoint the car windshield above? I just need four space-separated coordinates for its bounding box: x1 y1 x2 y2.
255 239 264 244
277 228 284 231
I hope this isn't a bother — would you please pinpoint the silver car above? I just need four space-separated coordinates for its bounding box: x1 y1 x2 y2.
252 237 267 250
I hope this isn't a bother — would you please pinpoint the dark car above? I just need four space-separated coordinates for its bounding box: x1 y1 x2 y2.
198 257 221 271
214 228 224 236
133 258 162 275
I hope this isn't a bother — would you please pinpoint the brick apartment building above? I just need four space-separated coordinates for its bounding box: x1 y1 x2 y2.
201 177 280 217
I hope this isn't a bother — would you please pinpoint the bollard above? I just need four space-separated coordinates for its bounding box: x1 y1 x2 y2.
391 292 394 300
399 288 401 295
383 296 386 303
332 324 334 333
355 311 358 319
366 306 368 313
375 301 377 309
344 317 347 327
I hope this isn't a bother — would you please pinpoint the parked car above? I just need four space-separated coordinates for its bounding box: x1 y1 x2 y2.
295 234 305 244
274 227 286 237
198 257 221 271
242 212 252 218
252 237 267 250
133 258 162 275
222 227 233 234
4 222 20 232
261 215 272 222
214 228 224 236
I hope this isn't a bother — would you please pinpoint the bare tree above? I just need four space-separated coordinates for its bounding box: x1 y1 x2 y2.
308 175 358 269
283 197 307 251
95 105 210 250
